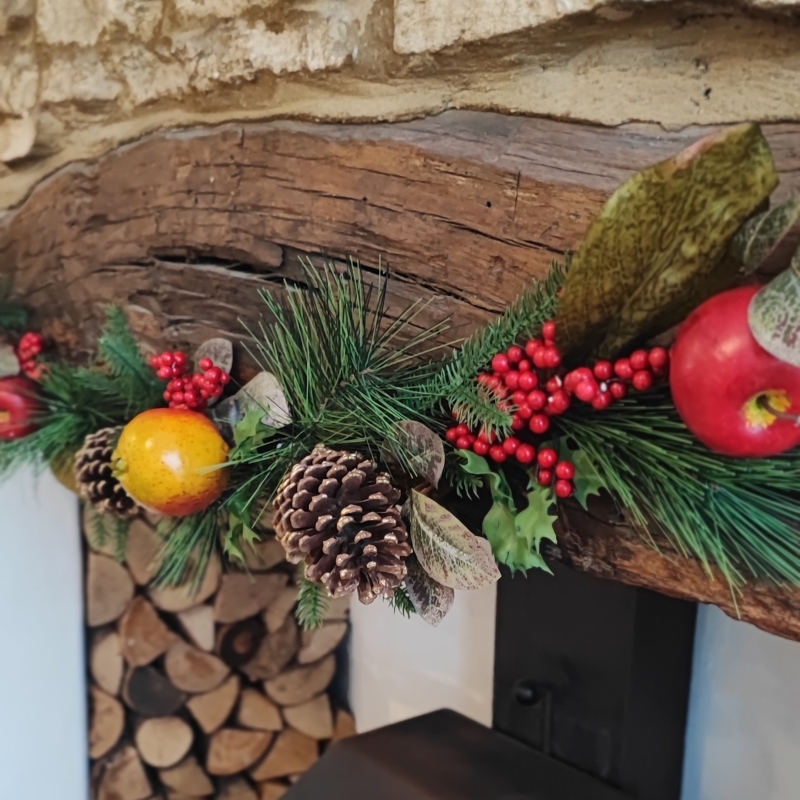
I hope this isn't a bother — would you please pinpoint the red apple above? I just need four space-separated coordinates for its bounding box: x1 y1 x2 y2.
671 285 800 457
0 376 41 440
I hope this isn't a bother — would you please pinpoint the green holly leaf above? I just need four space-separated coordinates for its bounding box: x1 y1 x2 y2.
569 448 606 510
223 517 246 562
233 407 266 446
515 485 558 560
483 497 545 573
459 449 514 506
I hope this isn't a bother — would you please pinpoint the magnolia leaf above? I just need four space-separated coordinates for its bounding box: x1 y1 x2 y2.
0 343 19 378
194 337 234 374
731 194 800 275
213 370 291 436
515 485 558 558
405 555 455 627
558 123 778 360
570 448 606 510
392 420 445 488
409 489 501 591
748 256 800 366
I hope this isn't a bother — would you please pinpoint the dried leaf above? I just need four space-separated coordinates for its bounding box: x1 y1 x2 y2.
409 489 501 591
212 371 291 437
749 256 800 366
558 123 778 360
392 421 445 487
731 194 800 275
0 343 19 378
405 555 454 627
194 338 234 374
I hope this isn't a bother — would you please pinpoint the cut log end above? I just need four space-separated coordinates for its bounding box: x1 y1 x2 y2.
186 674 241 736
249 730 318 782
165 639 230 694
207 729 274 776
135 716 194 768
87 553 134 627
89 686 125 760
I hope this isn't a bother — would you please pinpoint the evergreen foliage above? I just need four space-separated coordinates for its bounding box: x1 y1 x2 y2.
296 569 330 630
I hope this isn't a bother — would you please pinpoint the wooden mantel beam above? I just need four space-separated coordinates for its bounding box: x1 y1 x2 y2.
2 111 800 641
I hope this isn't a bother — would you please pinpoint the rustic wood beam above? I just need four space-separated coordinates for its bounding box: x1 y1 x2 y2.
2 111 800 641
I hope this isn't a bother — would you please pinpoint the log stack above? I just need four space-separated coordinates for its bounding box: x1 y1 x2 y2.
84 509 354 800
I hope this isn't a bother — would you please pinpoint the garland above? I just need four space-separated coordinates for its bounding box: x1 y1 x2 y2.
3 122 800 629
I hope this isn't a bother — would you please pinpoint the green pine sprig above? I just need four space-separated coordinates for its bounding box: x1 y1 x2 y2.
387 585 416 617
296 569 330 630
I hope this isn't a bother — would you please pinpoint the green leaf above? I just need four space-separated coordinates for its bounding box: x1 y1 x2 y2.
515 485 558 558
409 489 501 591
748 256 800 367
459 449 514 506
387 586 416 618
295 570 330 631
558 124 778 359
484 497 548 573
566 446 606 510
405 555 454 627
392 420 445 487
731 194 800 275
223 517 246 562
233 408 266 447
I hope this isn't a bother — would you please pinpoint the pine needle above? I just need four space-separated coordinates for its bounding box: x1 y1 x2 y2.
387 585 416 617
296 569 330 630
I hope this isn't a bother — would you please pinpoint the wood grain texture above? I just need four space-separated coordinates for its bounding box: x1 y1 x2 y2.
4 110 800 640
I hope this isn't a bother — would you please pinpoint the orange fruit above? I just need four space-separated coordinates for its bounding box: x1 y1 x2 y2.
113 408 230 517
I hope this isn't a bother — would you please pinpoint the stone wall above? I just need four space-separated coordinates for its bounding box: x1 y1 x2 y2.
1 0 800 208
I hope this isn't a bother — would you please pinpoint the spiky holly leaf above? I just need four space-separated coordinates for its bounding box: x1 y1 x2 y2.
558 123 778 359
515 484 558 559
409 489 501 591
405 555 454 627
459 449 514 505
731 194 800 275
749 256 800 367
569 447 606 510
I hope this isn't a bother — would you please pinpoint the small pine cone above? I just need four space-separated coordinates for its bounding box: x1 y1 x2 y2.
74 427 139 519
274 445 412 605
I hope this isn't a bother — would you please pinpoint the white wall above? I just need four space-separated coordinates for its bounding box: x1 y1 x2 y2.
682 605 800 800
0 467 87 800
348 584 496 732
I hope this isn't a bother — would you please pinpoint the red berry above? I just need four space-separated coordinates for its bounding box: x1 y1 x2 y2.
515 444 536 465
518 359 531 372
574 380 598 402
512 390 529 407
525 339 543 358
485 375 502 392
533 349 549 370
555 461 575 480
446 427 460 444
173 351 187 367
592 390 612 410
172 391 185 404
478 429 498 444
593 360 613 381
454 424 470 438
537 448 558 468
548 389 571 415
537 469 554 487
456 435 472 450
507 345 524 363
491 353 510 374
609 381 628 400
527 390 547 411
529 414 550 435
555 479 573 499
563 371 581 393
632 370 654 391
518 371 538 392
157 366 172 380
504 371 520 390
220 371 231 385
199 357 214 371
541 320 557 342
630 350 649 371
543 377 560 394
163 390 172 402
511 413 527 431
542 346 562 368
502 437 520 455
205 366 222 383
648 347 669 370
160 352 175 365
489 445 507 463
150 355 162 369
614 358 634 380
516 404 533 420
184 390 198 405
473 439 490 456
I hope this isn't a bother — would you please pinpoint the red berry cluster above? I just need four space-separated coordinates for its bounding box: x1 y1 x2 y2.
534 449 575 499
150 351 231 411
16 331 44 380
563 347 669 411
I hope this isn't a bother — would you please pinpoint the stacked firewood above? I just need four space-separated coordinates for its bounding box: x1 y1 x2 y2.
84 510 353 800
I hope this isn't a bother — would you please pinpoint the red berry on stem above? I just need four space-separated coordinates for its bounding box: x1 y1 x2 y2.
446 428 459 444
512 390 529 407
172 392 185 404
486 376 502 392
473 439 490 456
555 479 573 499
220 371 231 385
632 370 654 391
609 381 628 400
491 353 510 374
163 391 172 402
515 444 536 465
533 349 549 370
161 352 175 366
157 366 172 380
592 391 612 410
525 339 543 358
555 461 575 480
518 359 531 372
575 380 598 402
537 468 554 487
529 414 550 435
630 350 649 371
543 346 562 368
537 448 557 468
507 345 524 363
541 320 557 342
199 357 214 371
614 358 634 380
545 376 562 394
516 404 533 420
593 360 613 381
205 366 222 382
549 389 571 415
456 435 472 450
504 371 520 390
502 437 520 455
173 351 187 367
452 424 468 438
527 390 547 411
648 347 669 370
489 445 507 463
150 355 162 369
518 371 538 392
511 414 527 431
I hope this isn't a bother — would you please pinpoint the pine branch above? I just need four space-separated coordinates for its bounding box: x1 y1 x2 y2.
296 569 330 630
154 509 218 590
387 585 415 618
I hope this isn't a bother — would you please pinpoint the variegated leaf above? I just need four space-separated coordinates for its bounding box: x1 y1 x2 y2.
213 370 291 437
749 256 800 366
393 420 445 487
409 489 501 591
731 194 800 275
194 337 234 375
405 556 455 627
0 343 19 378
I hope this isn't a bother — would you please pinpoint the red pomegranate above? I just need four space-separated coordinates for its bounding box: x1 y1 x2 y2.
0 375 42 440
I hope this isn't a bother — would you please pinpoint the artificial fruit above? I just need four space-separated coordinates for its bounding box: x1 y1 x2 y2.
0 375 41 440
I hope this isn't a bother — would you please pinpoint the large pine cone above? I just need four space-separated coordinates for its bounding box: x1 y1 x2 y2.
74 427 139 518
274 446 412 604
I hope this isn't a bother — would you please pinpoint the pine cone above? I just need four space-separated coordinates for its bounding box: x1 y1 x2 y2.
74 427 139 518
274 445 412 604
